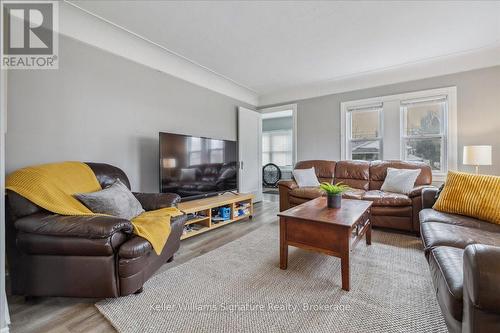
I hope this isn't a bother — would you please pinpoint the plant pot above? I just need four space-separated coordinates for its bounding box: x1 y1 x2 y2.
327 194 342 209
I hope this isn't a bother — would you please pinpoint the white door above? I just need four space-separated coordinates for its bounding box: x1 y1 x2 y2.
238 107 262 202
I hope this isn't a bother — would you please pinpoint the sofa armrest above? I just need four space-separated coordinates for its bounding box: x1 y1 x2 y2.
278 180 298 191
119 214 186 258
408 185 435 198
14 212 133 238
463 244 500 312
133 192 181 210
463 244 500 332
421 187 439 209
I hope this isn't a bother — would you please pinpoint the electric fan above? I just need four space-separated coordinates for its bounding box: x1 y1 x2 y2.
262 163 282 187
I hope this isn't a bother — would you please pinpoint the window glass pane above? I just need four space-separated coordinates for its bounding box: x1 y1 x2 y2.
404 138 442 171
262 133 270 153
189 137 201 151
189 151 201 166
210 139 223 149
262 130 293 167
351 109 380 139
272 152 292 167
404 101 444 136
262 153 270 166
210 150 223 163
351 140 380 161
271 133 291 151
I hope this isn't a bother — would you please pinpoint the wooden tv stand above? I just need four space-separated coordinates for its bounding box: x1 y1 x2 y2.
178 192 254 240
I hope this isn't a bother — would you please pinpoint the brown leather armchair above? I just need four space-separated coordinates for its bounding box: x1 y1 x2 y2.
6 162 187 298
420 187 500 333
279 160 433 234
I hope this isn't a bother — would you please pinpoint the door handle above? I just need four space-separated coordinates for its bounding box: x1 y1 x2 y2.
240 161 244 170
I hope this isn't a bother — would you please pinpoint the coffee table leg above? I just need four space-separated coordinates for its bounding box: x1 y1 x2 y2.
341 252 350 291
366 219 372 245
280 217 288 269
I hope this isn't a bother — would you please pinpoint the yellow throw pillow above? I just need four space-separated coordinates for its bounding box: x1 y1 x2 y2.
433 171 500 224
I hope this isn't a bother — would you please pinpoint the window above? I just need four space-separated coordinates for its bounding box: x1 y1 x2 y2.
262 130 293 167
341 87 457 181
188 137 201 165
401 97 447 172
209 139 224 163
346 105 382 161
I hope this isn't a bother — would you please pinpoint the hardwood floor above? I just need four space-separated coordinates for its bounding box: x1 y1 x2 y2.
7 195 279 333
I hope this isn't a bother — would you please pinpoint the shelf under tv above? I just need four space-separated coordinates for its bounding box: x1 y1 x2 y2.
178 192 254 240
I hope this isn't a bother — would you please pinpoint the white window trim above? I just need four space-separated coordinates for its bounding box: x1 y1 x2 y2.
340 87 457 182
259 103 298 166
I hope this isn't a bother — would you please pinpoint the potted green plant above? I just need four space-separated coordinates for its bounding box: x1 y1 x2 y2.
320 182 350 209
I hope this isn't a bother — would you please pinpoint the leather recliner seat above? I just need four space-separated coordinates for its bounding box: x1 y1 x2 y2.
279 160 433 234
420 188 500 333
6 163 187 298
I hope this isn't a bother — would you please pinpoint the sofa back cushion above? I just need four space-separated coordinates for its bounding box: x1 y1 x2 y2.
7 162 131 219
86 162 131 190
334 160 370 190
369 160 432 190
294 160 336 183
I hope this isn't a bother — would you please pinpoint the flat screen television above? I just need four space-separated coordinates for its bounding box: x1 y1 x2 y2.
159 132 238 201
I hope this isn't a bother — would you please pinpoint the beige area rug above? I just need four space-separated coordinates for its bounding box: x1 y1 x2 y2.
96 223 448 333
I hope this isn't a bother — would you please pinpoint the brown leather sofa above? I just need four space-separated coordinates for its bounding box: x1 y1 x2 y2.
420 188 500 333
162 162 237 197
5 163 187 298
278 160 433 234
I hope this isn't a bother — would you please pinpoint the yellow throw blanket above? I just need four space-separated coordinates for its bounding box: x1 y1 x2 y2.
6 161 182 255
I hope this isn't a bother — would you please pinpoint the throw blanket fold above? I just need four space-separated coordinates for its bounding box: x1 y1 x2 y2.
6 161 181 255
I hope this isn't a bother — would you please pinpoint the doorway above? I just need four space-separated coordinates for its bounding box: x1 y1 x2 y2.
259 104 297 198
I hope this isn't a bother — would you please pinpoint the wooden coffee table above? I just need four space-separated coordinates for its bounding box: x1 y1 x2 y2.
278 197 372 291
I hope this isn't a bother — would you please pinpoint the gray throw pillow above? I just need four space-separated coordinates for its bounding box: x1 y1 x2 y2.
75 179 144 220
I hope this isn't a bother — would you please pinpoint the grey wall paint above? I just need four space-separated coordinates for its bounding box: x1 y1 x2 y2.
262 116 293 132
6 36 252 192
268 66 500 176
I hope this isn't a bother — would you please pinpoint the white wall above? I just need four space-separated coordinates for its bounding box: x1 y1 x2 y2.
1 68 9 333
6 35 253 192
265 66 500 176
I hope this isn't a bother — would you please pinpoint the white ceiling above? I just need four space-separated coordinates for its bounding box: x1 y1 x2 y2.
69 0 500 104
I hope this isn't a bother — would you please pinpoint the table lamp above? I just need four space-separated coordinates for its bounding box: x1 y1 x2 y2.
463 145 492 174
162 158 176 169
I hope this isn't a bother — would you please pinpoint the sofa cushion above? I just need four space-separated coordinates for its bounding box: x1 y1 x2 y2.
289 187 324 200
421 222 500 252
334 160 370 190
420 209 500 233
361 190 412 207
428 246 464 322
289 195 310 205
342 188 366 200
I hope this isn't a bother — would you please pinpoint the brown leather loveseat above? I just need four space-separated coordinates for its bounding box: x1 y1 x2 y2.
420 188 500 333
6 163 187 298
279 160 433 234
